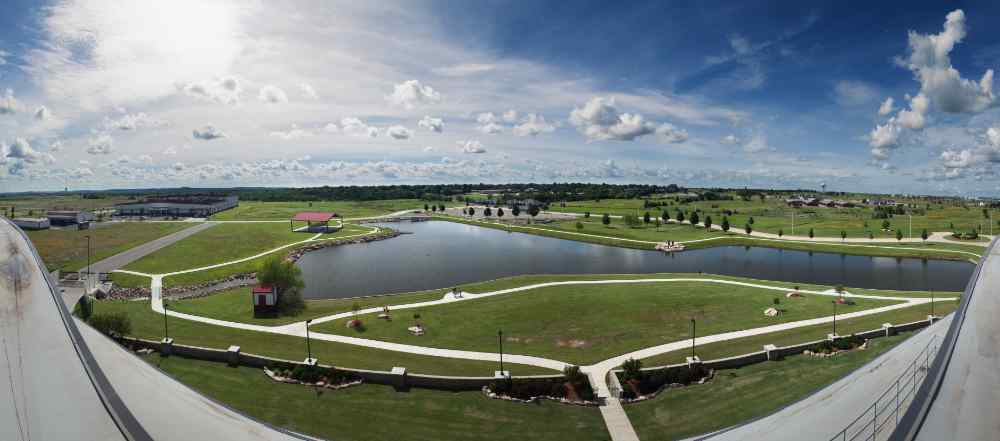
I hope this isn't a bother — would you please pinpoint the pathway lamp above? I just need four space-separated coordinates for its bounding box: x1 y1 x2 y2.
498 329 505 375
84 235 92 289
163 300 169 341
930 291 935 317
690 318 696 359
832 300 838 336
305 319 314 362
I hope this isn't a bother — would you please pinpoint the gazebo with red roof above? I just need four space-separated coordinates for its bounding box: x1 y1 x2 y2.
290 211 338 232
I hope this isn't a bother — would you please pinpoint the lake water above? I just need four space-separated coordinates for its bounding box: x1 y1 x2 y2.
296 220 975 299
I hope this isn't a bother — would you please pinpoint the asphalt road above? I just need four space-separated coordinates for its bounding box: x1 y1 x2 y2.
88 221 218 274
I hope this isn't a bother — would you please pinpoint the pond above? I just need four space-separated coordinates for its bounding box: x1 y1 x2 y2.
296 220 974 299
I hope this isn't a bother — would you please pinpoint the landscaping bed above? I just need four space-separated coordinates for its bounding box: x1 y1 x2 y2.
804 334 869 357
617 359 713 403
264 363 362 390
485 366 596 406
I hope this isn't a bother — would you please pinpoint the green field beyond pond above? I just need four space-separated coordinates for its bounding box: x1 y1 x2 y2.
27 221 190 271
557 197 997 240
113 223 375 287
209 199 441 220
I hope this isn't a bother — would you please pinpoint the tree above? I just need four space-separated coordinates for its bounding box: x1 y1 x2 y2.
704 215 712 229
438 204 445 211
921 228 929 241
497 208 504 219
431 205 438 212
689 212 700 226
584 211 590 218
809 228 814 239
721 217 730 232
676 210 685 223
778 228 783 237
527 205 540 221
745 223 752 234
468 207 476 216
257 256 305 315
841 230 847 241
621 358 644 383
643 211 651 224
424 204 429 211
512 205 520 217
869 232 874 240
661 210 670 223
602 213 611 226
575 221 584 231
484 207 492 217
748 216 755 225
896 229 903 241
882 219 891 230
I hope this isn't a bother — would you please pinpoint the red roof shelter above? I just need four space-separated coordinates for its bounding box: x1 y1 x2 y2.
251 284 277 316
290 211 338 232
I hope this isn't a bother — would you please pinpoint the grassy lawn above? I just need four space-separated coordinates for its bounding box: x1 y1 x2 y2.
114 223 376 287
311 281 899 365
168 273 957 327
625 331 916 440
142 354 608 441
439 215 982 261
26 221 190 271
92 299 555 376
639 301 957 366
558 197 998 240
209 199 443 220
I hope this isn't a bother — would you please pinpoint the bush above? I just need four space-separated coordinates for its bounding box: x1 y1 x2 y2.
289 364 357 384
621 358 643 382
624 364 711 396
78 295 94 321
88 312 132 337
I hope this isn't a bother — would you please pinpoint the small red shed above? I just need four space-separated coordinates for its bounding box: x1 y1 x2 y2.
251 284 278 316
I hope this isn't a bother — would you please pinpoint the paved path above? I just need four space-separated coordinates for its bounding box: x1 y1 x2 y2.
442 215 984 260
88 221 219 274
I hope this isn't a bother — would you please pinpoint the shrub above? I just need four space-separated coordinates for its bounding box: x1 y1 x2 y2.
88 312 132 337
78 295 94 321
621 358 643 382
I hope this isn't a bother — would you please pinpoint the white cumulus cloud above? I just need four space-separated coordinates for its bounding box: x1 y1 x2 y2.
178 76 243 105
193 125 227 140
512 113 557 137
270 124 312 140
386 80 440 109
569 97 683 143
299 83 319 100
341 117 378 138
386 125 412 140
0 88 19 114
418 116 443 132
87 133 114 154
878 97 895 116
458 139 486 154
258 85 289 104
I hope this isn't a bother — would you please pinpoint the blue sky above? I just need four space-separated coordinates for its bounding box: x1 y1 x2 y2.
0 0 999 195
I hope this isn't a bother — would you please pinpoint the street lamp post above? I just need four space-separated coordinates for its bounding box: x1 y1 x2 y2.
498 329 505 375
163 301 169 340
909 213 912 239
84 235 92 290
832 300 838 336
690 318 696 359
930 291 935 317
305 319 313 362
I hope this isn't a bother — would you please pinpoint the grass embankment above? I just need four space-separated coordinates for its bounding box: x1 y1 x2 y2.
114 223 375 288
559 197 997 240
170 272 956 327
312 281 899 365
27 222 190 271
639 301 956 366
438 215 982 261
626 331 916 440
142 354 608 441
93 299 554 376
209 199 444 220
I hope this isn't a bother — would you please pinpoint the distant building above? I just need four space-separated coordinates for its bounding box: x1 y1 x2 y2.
251 285 277 316
785 196 818 207
13 217 50 230
506 199 547 211
47 210 94 226
114 195 238 218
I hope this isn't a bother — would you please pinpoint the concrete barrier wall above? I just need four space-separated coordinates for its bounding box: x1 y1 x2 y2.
704 351 768 369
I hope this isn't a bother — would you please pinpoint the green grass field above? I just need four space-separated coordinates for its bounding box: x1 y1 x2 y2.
27 221 190 271
311 281 899 365
639 301 956 366
92 299 554 376
141 354 608 441
439 215 983 261
209 199 442 220
114 223 376 287
169 273 957 328
557 196 999 240
626 331 915 440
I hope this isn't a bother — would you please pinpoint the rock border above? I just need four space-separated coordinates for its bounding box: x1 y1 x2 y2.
481 386 600 407
619 369 716 404
264 367 364 391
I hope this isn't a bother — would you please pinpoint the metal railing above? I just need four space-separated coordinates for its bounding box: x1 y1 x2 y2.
828 334 940 441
